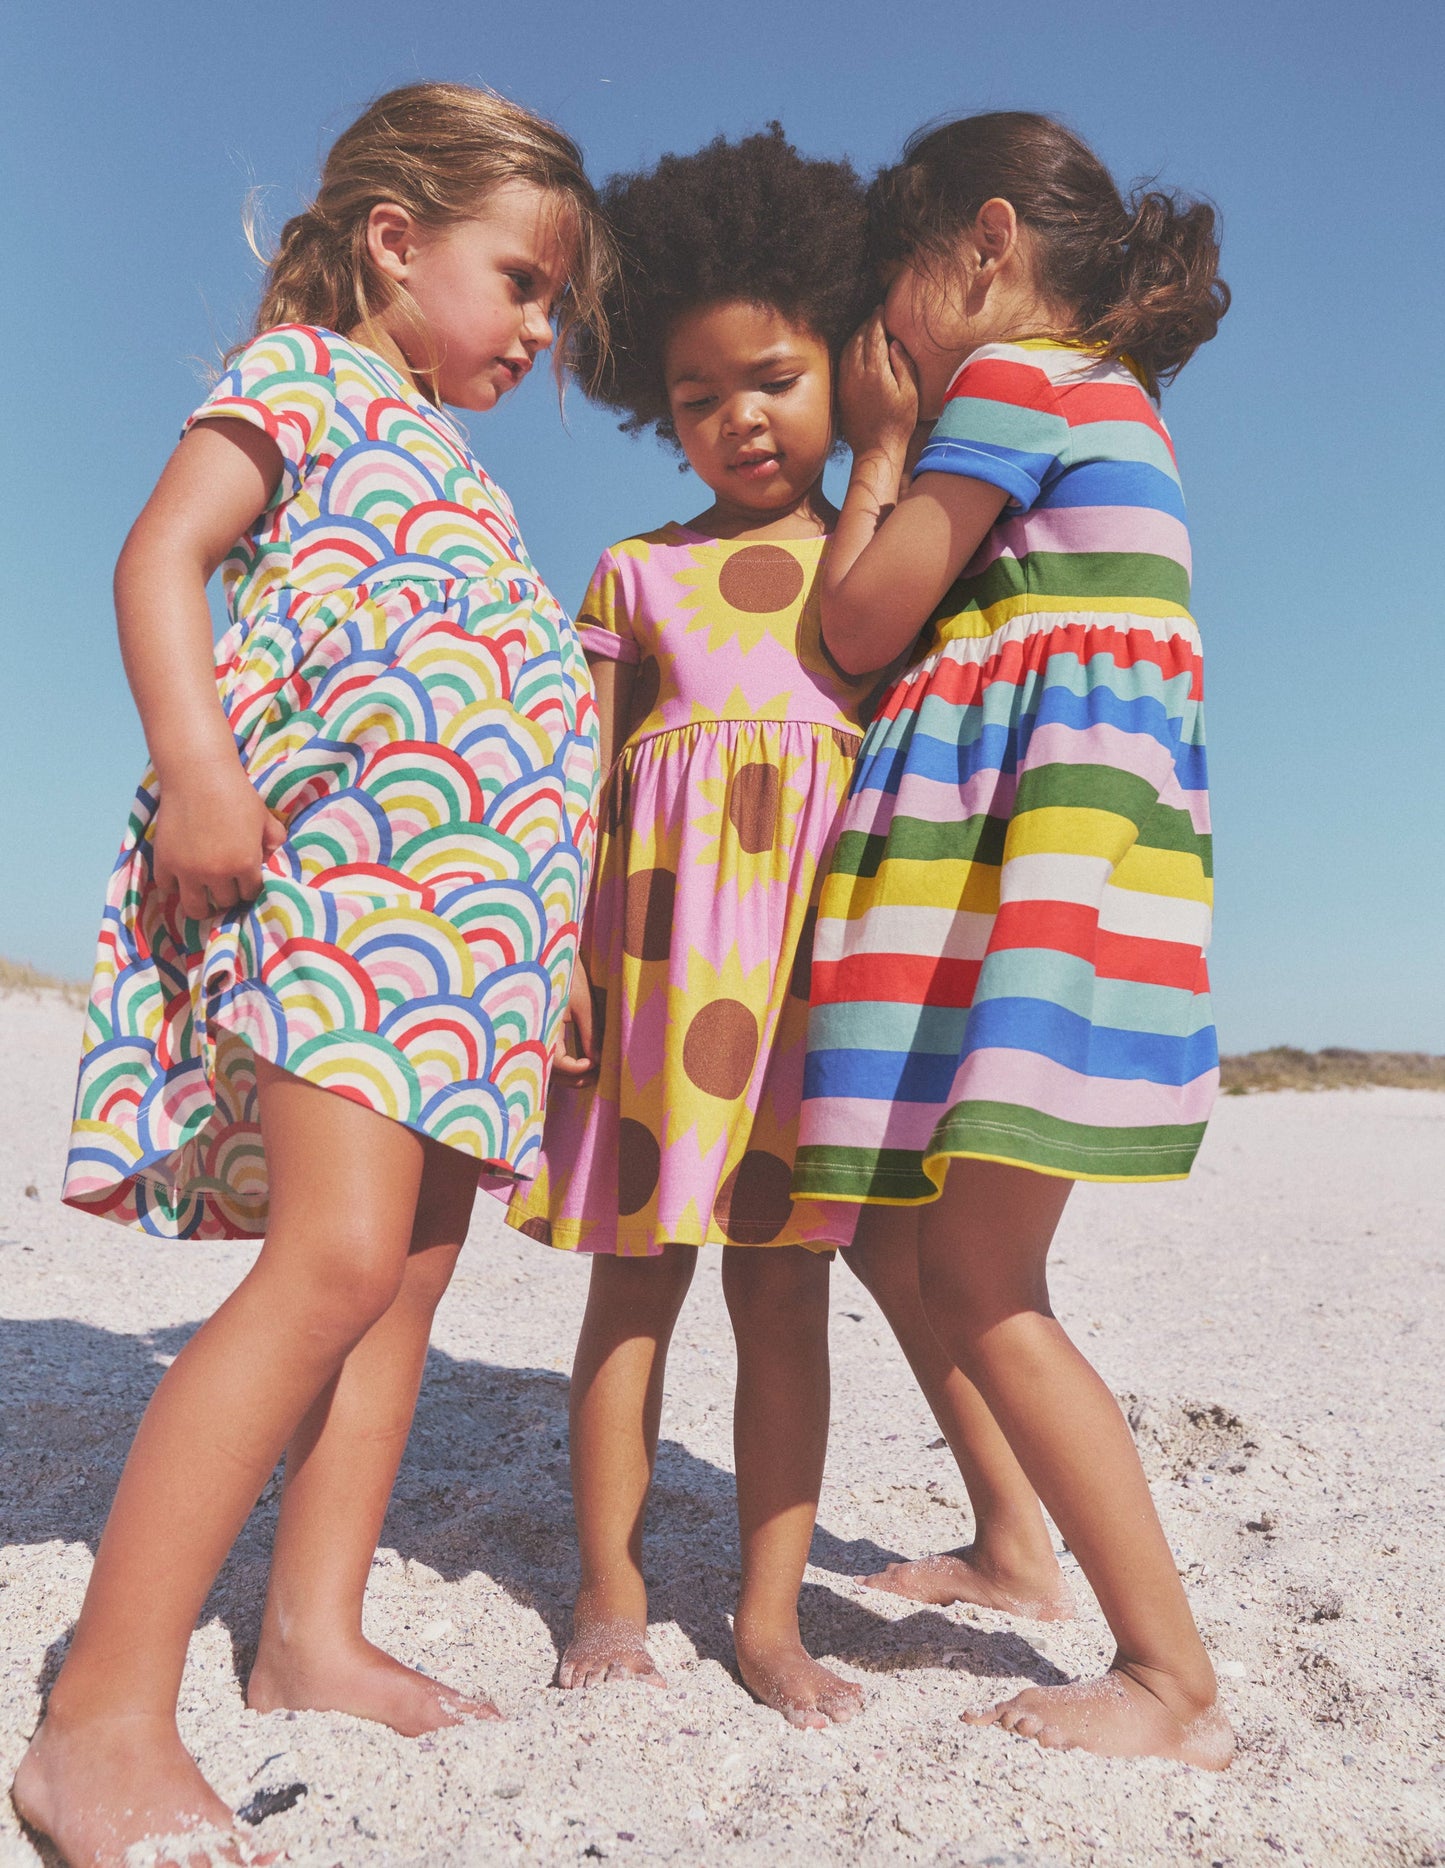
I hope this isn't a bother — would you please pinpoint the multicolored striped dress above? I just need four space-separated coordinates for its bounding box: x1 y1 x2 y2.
794 340 1215 1201
63 325 597 1238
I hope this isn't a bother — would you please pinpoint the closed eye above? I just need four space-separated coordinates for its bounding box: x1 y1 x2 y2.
762 376 801 395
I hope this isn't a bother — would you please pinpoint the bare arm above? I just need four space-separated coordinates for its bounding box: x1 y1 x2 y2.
552 650 636 1082
821 316 1010 678
117 418 288 920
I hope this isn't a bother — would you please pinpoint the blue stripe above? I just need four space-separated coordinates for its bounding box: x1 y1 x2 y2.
854 684 1182 797
960 995 1219 1082
1043 459 1187 522
803 997 1218 1102
804 1046 959 1103
915 437 1051 508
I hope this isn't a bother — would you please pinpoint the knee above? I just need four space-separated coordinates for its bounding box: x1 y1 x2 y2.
723 1249 829 1334
397 1241 461 1319
263 1232 408 1350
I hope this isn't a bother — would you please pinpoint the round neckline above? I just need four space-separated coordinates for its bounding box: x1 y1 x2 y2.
670 521 831 548
321 327 470 439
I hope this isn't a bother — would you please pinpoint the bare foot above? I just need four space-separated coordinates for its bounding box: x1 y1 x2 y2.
11 1712 277 1868
558 1608 667 1691
246 1635 500 1736
964 1667 1235 1768
861 1544 1076 1621
734 1631 863 1731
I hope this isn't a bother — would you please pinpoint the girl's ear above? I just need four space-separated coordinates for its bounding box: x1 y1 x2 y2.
366 202 421 284
973 197 1019 275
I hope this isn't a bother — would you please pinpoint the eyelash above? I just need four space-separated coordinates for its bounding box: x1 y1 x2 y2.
679 377 801 413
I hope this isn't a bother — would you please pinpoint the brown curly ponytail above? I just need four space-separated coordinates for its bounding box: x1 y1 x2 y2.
869 112 1230 398
241 82 614 386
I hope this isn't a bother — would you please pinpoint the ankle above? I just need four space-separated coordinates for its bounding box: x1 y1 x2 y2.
969 1522 1062 1581
1113 1652 1219 1721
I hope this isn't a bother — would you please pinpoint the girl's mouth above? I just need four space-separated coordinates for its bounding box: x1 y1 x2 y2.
496 357 530 387
731 452 781 481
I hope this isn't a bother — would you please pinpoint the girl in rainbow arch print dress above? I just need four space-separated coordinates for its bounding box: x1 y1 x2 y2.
508 128 1073 1730
796 112 1235 1766
18 86 612 1868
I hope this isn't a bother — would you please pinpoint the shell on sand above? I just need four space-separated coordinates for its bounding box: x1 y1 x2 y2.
2 986 1443 1866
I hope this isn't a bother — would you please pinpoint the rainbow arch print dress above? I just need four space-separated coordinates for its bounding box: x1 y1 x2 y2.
794 340 1216 1201
63 325 597 1238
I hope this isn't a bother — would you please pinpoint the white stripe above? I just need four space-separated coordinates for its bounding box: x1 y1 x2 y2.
997 852 1114 907
814 905 995 964
1098 885 1212 948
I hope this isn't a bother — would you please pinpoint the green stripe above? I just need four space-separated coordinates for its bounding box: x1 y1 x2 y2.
832 812 1008 878
946 550 1191 617
793 1145 936 1202
929 1100 1207 1178
794 1100 1208 1197
1015 765 1212 874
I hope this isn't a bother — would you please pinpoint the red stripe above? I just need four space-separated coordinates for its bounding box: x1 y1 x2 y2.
812 953 981 1008
877 622 1203 720
947 357 1059 415
989 902 1202 990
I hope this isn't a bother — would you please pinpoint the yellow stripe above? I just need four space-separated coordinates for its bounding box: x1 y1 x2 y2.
934 592 1195 642
1110 843 1212 904
1006 805 1137 866
819 858 1001 921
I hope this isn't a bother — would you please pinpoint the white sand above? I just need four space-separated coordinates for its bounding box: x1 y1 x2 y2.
2 986 1443 1867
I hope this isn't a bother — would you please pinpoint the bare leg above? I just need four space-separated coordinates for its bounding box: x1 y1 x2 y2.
12 1061 429 1867
724 1246 862 1729
917 1159 1233 1768
247 1135 499 1733
560 1244 697 1689
844 1205 1073 1619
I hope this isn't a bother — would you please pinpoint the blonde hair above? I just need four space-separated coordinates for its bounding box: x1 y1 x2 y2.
243 82 613 387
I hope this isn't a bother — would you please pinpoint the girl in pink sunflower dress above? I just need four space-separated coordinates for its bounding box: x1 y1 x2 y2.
507 129 879 1729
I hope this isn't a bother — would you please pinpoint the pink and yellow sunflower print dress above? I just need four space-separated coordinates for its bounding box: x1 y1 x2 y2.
506 523 874 1256
63 325 597 1238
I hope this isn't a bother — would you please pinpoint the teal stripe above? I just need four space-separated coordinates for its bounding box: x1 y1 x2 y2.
1064 419 1180 481
809 1000 969 1054
972 950 1213 1035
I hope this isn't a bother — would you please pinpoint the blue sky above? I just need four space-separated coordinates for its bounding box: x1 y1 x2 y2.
2 0 1442 1050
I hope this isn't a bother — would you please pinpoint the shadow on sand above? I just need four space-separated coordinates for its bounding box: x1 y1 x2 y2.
0 1314 1066 1715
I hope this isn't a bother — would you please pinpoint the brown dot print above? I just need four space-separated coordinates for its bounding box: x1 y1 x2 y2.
789 905 819 999
617 1117 662 1216
718 543 805 614
622 866 676 962
517 1215 552 1246
682 998 759 1100
713 1149 795 1244
628 654 662 733
727 762 781 854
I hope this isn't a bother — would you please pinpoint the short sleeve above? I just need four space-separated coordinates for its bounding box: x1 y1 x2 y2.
183 324 339 508
913 347 1070 512
574 549 640 665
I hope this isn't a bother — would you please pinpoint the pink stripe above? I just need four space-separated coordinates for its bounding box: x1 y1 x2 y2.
1021 718 1177 790
801 1096 942 1153
946 1048 1218 1127
972 504 1192 575
892 767 1017 828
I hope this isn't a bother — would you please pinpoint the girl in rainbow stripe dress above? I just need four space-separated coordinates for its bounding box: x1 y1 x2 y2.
795 112 1235 1766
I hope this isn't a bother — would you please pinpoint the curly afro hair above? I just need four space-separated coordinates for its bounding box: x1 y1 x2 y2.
572 124 873 446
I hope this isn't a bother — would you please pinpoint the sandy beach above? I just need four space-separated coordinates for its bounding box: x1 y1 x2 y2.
1 984 1442 1867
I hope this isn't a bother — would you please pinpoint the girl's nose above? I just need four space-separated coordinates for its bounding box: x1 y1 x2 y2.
523 302 555 353
721 395 764 436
